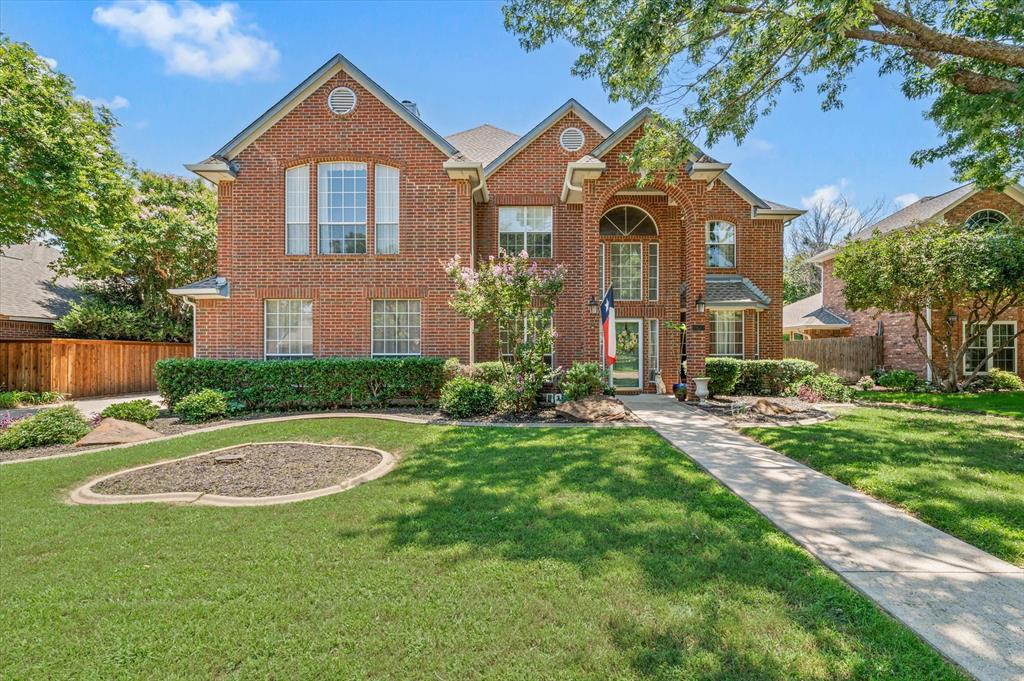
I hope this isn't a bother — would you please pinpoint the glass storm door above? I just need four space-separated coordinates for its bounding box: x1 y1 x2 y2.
613 319 642 389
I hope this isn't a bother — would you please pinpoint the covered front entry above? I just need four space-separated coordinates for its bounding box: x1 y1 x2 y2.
612 318 642 389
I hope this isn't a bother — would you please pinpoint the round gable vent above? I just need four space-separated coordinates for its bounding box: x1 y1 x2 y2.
327 87 357 115
560 127 585 152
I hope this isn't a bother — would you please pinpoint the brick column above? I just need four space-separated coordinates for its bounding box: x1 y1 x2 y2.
685 198 708 400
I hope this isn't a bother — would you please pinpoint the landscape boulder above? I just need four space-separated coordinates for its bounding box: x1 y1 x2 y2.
750 399 796 416
555 395 626 422
75 418 161 447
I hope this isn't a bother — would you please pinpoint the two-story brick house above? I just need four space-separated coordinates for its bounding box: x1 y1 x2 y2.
785 182 1024 382
172 54 802 396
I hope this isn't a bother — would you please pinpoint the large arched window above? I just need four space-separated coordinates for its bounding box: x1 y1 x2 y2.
599 205 657 236
965 209 1009 229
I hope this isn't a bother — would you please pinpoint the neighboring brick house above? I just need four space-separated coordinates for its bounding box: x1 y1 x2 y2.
172 54 802 396
0 242 79 339
785 182 1024 381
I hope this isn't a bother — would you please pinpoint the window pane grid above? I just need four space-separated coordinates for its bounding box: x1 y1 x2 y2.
648 243 659 301
375 165 399 254
709 310 743 357
318 162 367 254
966 322 1017 373
499 206 552 257
372 300 421 356
285 166 309 255
265 299 312 358
500 312 553 367
611 243 642 301
706 221 736 268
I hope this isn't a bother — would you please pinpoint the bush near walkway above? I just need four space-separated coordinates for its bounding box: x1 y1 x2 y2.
0 405 89 450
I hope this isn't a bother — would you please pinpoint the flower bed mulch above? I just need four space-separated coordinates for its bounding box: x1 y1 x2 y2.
691 395 833 426
91 443 383 497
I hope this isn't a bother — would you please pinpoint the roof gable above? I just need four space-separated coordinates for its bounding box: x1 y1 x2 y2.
210 54 457 161
484 99 612 177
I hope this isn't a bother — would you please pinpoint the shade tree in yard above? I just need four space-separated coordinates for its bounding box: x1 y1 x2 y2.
833 219 1024 391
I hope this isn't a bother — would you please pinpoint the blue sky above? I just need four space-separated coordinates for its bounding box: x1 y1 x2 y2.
3 0 962 213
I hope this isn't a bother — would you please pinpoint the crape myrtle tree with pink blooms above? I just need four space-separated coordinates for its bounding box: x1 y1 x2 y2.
444 249 566 412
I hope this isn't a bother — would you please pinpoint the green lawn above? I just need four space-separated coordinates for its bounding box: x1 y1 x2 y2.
0 419 963 680
747 407 1024 567
858 389 1024 418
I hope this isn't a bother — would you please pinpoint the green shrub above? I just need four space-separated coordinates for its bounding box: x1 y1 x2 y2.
560 362 606 401
705 357 743 396
174 389 228 423
438 376 497 418
495 359 547 413
790 373 854 402
54 296 190 343
470 362 507 385
877 369 920 391
0 390 63 409
989 369 1024 391
856 375 875 391
733 359 819 395
100 399 160 424
154 357 447 411
0 406 90 451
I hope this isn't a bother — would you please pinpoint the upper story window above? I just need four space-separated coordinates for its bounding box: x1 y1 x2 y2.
499 206 552 258
600 206 657 237
285 165 309 255
375 165 400 255
706 221 736 268
965 209 1009 229
610 243 643 301
318 162 367 255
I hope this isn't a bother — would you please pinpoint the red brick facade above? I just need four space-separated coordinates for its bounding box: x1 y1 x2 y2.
0 319 59 340
186 57 791 395
820 189 1024 378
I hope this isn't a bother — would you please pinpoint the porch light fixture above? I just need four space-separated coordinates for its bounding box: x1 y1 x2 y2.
695 296 706 314
945 311 957 327
588 295 599 315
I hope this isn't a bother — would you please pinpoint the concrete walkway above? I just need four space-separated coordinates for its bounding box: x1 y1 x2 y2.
622 394 1024 681
1 392 162 421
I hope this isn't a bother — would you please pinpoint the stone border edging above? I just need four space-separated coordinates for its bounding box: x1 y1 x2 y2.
68 441 396 507
1 411 646 466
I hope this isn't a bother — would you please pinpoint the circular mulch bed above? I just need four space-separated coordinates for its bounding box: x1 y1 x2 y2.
692 395 834 426
74 442 394 506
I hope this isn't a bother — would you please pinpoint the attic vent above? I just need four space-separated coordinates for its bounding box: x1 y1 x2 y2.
327 87 357 115
560 127 585 152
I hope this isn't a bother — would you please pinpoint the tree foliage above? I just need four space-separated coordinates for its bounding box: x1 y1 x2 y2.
833 219 1024 391
503 1 1024 187
0 35 134 262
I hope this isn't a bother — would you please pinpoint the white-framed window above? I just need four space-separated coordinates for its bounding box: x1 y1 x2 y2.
500 311 554 367
375 164 399 254
648 242 659 301
709 310 744 357
264 299 313 359
964 321 1017 373
371 300 421 356
498 206 552 258
706 221 736 268
285 165 309 255
647 319 660 382
964 209 1009 230
318 162 367 254
611 243 643 301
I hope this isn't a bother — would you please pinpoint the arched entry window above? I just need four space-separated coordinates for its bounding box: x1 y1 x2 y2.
964 209 1009 229
600 205 657 236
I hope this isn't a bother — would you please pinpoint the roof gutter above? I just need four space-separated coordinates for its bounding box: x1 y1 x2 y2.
443 160 489 203
184 158 237 184
561 160 606 203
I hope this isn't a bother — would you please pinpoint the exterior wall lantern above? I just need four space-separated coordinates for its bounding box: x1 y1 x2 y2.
695 296 706 314
945 311 957 327
587 296 599 315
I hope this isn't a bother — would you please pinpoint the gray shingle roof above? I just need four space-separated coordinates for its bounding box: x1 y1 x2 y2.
783 293 849 330
445 124 520 166
0 242 80 321
680 276 771 309
854 183 976 240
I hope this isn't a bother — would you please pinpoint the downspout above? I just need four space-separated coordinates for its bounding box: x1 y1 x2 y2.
468 182 476 366
181 296 198 358
755 310 761 359
925 306 933 383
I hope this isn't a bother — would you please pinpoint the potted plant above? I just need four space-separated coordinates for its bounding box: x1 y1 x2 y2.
672 383 687 402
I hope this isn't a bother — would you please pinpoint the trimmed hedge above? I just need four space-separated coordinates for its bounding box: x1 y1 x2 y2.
438 377 497 418
734 359 818 395
705 357 743 396
154 357 447 411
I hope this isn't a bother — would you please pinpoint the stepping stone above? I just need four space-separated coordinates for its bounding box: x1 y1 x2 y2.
214 453 245 464
76 418 161 447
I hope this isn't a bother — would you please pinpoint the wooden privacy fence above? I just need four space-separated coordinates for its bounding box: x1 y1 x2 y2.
0 339 192 398
783 335 884 382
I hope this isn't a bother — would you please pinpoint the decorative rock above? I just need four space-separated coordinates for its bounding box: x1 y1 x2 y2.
75 418 161 447
555 394 626 422
751 399 796 416
214 453 245 464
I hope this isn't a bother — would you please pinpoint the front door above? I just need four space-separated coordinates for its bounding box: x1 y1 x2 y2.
613 319 642 390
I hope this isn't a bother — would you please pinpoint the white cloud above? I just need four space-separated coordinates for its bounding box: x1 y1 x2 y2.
85 95 131 110
894 192 920 209
800 178 850 211
92 1 279 80
746 138 775 154
40 56 58 70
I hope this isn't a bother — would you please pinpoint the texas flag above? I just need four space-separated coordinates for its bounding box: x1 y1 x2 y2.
601 286 616 366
